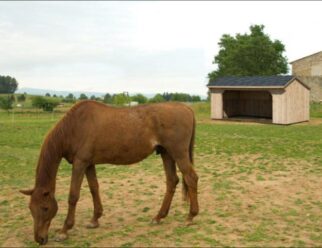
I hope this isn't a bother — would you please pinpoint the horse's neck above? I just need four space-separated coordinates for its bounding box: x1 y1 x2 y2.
35 133 63 192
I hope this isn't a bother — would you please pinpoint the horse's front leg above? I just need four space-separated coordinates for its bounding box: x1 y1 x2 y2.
56 160 86 241
85 164 103 228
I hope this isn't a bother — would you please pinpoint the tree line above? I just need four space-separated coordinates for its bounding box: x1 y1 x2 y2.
41 92 202 105
0 92 203 113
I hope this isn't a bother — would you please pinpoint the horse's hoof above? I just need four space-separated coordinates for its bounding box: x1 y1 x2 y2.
150 217 161 225
55 232 68 242
86 221 99 229
185 219 194 226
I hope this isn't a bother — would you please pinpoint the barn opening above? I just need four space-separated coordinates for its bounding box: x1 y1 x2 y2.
223 90 272 120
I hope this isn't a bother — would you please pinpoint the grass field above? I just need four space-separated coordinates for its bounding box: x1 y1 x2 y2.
1 102 322 247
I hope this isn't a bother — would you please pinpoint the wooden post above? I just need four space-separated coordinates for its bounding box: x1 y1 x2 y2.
210 89 224 119
270 89 285 124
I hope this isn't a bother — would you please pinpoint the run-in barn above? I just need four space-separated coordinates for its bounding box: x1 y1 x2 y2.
207 76 310 124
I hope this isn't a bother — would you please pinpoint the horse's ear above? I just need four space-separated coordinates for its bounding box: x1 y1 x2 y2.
20 189 34 196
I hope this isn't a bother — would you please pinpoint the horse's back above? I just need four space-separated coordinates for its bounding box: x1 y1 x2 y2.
74 100 194 132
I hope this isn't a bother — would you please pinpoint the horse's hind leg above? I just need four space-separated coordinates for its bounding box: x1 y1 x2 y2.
85 164 103 228
176 156 199 225
152 151 179 224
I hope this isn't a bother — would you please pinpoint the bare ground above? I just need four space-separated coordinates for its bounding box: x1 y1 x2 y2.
2 154 322 247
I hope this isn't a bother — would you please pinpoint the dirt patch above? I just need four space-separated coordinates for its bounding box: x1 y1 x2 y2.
2 155 322 247
307 118 322 125
198 118 268 125
1 237 24 247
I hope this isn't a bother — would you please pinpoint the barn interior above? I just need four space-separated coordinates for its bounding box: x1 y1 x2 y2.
223 90 272 121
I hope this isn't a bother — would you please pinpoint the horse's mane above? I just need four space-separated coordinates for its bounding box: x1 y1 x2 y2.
35 101 85 187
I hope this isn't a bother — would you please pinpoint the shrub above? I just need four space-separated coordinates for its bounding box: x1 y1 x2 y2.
32 96 60 112
0 95 14 112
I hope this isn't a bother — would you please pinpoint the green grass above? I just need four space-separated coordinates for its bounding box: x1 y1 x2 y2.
310 102 322 118
1 102 322 247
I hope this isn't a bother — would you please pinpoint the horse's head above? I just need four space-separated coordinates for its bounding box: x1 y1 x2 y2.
20 188 58 245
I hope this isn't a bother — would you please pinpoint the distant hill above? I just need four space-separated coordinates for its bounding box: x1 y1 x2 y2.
16 87 207 99
16 87 108 98
16 87 154 99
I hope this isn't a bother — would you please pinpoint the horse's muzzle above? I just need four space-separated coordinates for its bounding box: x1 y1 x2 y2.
36 236 48 245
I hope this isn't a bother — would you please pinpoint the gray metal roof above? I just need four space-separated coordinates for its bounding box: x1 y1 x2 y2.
208 75 294 88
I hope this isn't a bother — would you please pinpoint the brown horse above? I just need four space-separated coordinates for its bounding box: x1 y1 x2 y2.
20 100 199 245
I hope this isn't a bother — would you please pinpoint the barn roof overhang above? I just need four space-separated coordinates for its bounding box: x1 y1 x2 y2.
207 76 310 90
284 77 311 90
208 85 284 90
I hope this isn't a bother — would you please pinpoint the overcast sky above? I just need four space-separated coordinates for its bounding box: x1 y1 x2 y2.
0 1 321 96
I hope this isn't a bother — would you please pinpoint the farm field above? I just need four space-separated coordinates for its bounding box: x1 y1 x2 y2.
1 102 322 247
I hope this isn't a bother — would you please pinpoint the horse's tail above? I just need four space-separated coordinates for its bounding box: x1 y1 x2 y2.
189 114 195 165
182 114 196 202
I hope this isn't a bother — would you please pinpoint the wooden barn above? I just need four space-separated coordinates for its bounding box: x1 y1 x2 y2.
207 76 310 125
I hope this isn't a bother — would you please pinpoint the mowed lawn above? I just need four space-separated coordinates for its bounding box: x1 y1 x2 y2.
1 103 322 247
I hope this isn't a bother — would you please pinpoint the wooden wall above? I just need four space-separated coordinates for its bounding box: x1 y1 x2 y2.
223 91 272 118
271 80 310 124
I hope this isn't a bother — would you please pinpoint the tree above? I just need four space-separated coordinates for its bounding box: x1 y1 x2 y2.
112 93 130 105
208 24 288 82
206 90 211 102
45 93 51 97
79 93 88 100
162 92 172 101
32 96 45 108
149 94 165 103
63 93 76 103
0 95 14 112
191 95 201 102
32 96 59 112
17 94 26 102
0 75 18 93
10 94 15 102
131 93 147 104
90 95 97 101
103 93 112 104
171 93 192 102
67 93 75 99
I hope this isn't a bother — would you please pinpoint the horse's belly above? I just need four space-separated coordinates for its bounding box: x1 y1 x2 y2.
92 144 155 165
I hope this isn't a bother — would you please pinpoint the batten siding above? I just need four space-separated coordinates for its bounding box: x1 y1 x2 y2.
284 79 310 124
271 89 287 124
